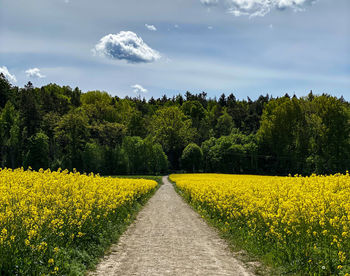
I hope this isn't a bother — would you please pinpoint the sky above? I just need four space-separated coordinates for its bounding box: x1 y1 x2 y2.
0 0 349 100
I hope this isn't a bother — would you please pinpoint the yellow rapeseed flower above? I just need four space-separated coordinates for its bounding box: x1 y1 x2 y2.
48 258 54 266
0 168 157 273
170 173 350 273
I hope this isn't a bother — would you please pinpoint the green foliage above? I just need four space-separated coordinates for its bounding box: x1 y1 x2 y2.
114 99 137 125
0 73 12 108
257 96 308 174
81 91 118 123
121 136 168 175
307 95 350 173
39 84 72 115
149 106 196 169
0 73 348 175
127 109 147 137
181 143 203 172
0 101 20 168
90 122 126 148
258 94 350 174
24 132 50 170
181 100 206 128
82 142 104 173
19 82 41 138
148 142 168 174
215 111 234 137
202 132 258 173
54 110 90 171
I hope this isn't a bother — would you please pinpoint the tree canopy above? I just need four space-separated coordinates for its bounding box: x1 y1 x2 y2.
0 75 348 175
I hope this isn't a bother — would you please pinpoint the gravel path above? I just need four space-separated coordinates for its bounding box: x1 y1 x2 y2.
89 176 254 276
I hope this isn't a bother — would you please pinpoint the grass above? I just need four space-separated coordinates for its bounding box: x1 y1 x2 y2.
62 175 161 275
168 176 281 276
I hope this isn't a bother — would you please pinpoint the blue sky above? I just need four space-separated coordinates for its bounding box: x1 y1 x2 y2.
0 0 349 100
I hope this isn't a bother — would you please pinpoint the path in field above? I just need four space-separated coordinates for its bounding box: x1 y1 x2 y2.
90 176 254 276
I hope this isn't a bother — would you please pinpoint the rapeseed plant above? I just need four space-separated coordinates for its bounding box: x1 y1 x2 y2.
0 168 157 275
171 173 350 274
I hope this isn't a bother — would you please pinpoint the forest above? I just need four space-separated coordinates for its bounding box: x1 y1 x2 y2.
0 73 349 176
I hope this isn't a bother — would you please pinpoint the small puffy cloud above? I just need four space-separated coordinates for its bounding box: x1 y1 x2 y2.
208 26 214 30
276 0 316 10
174 24 179 28
200 0 219 6
93 31 161 63
201 0 317 17
25 68 46 78
0 66 17 83
145 24 157 31
131 84 148 94
226 0 271 17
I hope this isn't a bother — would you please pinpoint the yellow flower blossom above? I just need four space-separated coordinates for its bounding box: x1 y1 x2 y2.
170 173 350 274
48 258 54 266
0 168 157 274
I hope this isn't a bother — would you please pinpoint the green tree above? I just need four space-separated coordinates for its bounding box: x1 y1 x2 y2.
0 101 20 168
257 95 349 175
202 132 257 173
41 112 61 166
142 137 168 174
147 142 168 174
55 110 90 171
71 87 82 107
81 91 118 123
39 84 70 115
90 122 126 148
181 143 203 172
24 132 49 170
127 110 147 137
215 111 234 137
306 95 350 173
149 106 196 169
82 142 104 173
181 100 206 129
181 100 210 143
121 136 168 174
122 136 148 174
19 82 41 138
0 74 12 108
257 97 308 174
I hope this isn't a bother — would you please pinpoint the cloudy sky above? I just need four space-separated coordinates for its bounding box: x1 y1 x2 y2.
0 0 349 100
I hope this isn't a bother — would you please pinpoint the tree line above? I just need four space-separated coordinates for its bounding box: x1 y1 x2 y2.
0 73 349 175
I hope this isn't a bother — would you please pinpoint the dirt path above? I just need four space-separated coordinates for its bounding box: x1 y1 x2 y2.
89 176 254 276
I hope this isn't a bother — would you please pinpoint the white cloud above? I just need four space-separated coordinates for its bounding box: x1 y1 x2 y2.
0 66 17 83
93 31 161 63
145 24 157 31
229 9 250 16
200 0 219 6
201 0 317 17
174 24 179 28
276 0 315 10
25 68 46 78
131 84 148 94
208 26 214 30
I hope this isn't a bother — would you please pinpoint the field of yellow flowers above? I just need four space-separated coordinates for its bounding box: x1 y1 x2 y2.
170 173 350 275
0 168 157 275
